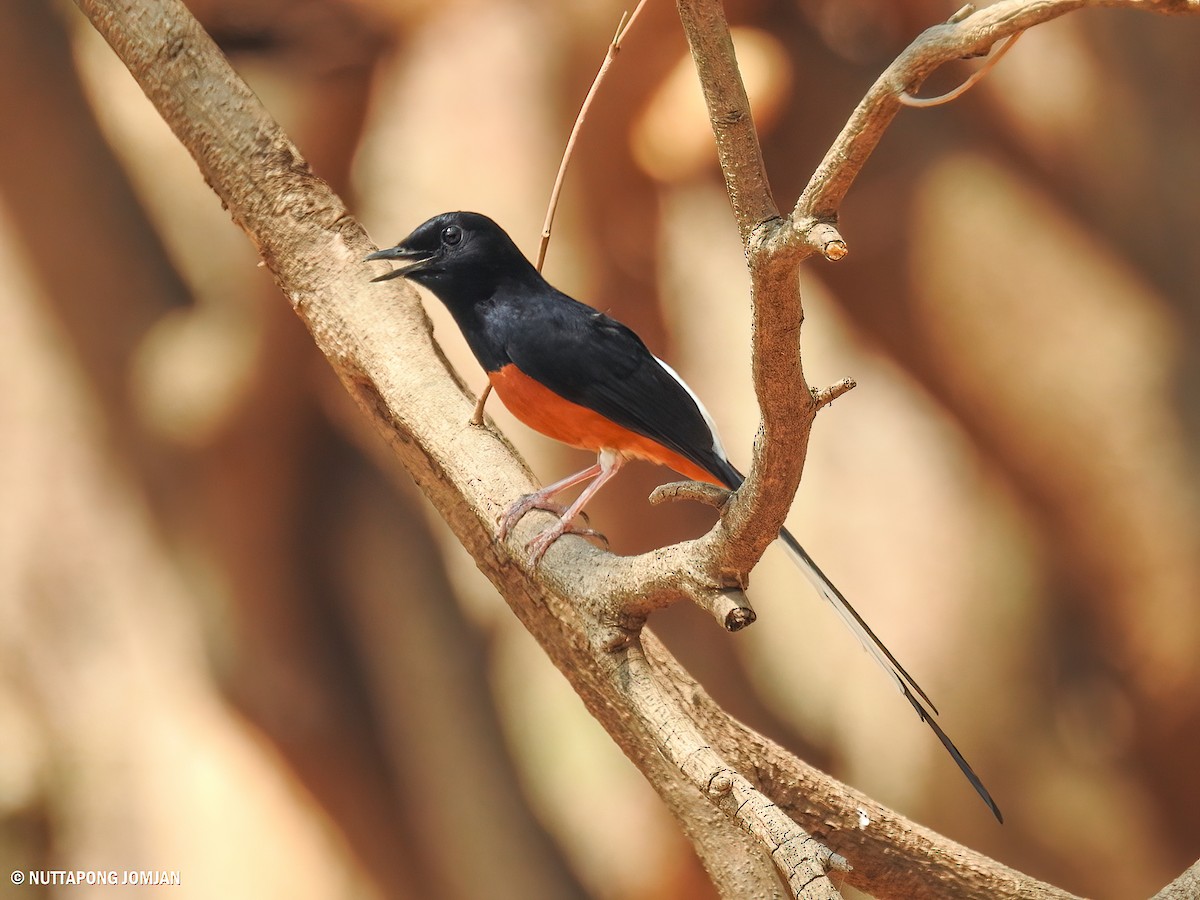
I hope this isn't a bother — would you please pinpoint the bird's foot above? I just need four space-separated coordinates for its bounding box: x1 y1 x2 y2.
499 492 589 540
522 519 608 567
500 493 606 565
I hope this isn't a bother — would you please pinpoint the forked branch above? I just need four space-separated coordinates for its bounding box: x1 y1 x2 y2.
674 0 1198 896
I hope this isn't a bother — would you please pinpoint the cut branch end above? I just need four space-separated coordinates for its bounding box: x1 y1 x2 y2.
801 220 848 260
687 587 756 631
723 601 757 632
822 238 848 261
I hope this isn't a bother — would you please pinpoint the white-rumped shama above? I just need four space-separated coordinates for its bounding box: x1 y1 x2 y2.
366 210 1001 822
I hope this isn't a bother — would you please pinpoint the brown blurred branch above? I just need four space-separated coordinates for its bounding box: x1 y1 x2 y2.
70 0 1199 897
0 0 189 499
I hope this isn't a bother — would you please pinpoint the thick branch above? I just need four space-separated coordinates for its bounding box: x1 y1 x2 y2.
621 639 845 897
674 0 779 241
675 0 816 582
644 634 1078 900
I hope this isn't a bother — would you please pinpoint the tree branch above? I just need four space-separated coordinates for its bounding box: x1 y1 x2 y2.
643 634 1078 900
673 0 1198 896
622 639 847 898
675 0 816 585
673 0 779 241
794 0 1199 224
71 0 1200 896
1153 857 1200 900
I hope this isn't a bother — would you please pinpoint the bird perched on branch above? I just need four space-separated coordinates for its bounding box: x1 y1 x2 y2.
366 210 1001 822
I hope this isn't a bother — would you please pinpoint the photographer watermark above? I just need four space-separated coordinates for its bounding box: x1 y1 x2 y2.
11 870 181 887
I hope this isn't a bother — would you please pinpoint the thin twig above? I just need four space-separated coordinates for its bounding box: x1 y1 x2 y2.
900 31 1023 107
469 387 491 426
471 1 649 426
537 2 648 271
536 0 648 272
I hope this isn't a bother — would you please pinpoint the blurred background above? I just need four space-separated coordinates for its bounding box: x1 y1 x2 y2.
1 0 1198 897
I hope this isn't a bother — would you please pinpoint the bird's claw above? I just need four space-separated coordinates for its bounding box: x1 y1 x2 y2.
522 520 608 567
499 493 605 565
498 492 590 541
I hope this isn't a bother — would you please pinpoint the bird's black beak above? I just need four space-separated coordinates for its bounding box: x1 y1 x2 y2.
364 245 437 282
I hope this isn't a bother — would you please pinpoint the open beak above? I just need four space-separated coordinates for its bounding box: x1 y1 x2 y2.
364 245 437 282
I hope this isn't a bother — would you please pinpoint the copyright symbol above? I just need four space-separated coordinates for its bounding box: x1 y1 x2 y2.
11 871 24 885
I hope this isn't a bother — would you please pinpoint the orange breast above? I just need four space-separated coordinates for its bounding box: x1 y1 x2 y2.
488 364 717 484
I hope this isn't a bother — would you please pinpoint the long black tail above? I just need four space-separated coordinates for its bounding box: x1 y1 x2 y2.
777 528 1002 823
707 457 1002 822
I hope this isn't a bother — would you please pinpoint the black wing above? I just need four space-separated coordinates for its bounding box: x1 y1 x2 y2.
499 292 734 484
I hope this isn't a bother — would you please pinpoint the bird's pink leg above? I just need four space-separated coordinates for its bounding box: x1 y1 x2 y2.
501 451 624 565
499 461 601 539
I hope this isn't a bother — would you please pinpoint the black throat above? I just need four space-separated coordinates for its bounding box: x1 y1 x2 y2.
410 261 545 374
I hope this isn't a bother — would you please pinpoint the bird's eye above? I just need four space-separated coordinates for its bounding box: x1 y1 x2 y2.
441 225 462 246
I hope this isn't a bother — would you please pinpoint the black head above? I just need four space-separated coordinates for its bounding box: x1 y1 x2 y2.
364 211 537 303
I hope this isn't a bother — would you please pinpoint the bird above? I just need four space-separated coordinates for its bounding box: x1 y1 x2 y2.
366 210 1002 823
